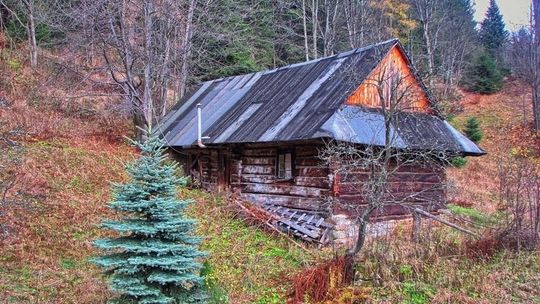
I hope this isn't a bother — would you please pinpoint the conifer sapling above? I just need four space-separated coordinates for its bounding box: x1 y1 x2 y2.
464 117 483 143
92 130 207 303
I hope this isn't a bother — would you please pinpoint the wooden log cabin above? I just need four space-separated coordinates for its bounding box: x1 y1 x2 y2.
157 39 484 244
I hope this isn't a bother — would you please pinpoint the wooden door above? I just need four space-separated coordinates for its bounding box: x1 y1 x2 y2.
218 150 231 192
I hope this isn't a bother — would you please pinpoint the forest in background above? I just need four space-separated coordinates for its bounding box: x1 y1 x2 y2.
1 0 538 134
1 0 540 303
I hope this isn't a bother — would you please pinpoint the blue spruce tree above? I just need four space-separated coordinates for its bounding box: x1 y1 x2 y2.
92 131 207 303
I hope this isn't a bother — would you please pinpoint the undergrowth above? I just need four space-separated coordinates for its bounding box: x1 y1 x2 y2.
184 189 321 303
361 227 540 303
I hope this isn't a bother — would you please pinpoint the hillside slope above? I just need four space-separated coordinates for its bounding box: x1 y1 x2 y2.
448 79 539 212
0 50 539 303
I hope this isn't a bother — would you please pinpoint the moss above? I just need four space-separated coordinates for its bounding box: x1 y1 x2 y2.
447 204 498 226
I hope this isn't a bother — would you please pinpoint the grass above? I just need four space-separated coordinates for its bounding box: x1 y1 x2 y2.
1 48 539 303
185 189 321 303
447 204 500 226
362 227 540 303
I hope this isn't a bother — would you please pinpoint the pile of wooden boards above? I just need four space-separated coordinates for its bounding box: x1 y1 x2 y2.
260 202 333 243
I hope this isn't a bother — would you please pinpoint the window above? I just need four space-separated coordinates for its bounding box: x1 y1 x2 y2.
277 151 293 179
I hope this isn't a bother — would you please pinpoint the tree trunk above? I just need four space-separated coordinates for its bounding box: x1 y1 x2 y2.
178 0 196 100
143 0 154 129
423 21 434 86
533 0 540 131
312 0 318 59
302 0 309 61
348 205 376 256
26 0 37 68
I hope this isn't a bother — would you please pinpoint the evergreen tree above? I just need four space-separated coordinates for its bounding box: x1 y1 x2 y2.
464 117 483 143
92 132 207 304
479 0 509 54
461 50 503 94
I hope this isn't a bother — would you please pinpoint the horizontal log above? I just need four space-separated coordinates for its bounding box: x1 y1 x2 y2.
243 148 277 157
338 181 442 195
339 172 443 184
242 156 275 165
294 146 322 156
295 157 324 167
241 174 276 184
333 202 444 218
296 167 329 178
241 183 329 198
243 165 274 175
241 193 327 211
294 176 331 188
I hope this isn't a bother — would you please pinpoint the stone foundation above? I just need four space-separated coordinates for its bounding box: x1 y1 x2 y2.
330 213 412 247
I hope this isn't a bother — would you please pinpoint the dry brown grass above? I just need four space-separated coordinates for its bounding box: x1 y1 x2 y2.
0 45 133 303
448 80 540 214
1 40 539 303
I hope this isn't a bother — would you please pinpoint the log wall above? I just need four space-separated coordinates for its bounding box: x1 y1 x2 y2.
178 144 446 219
334 163 446 218
232 145 331 212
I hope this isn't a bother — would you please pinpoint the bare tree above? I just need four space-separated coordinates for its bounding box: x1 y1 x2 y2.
343 0 375 49
321 0 340 56
320 46 456 256
436 0 477 101
509 1 540 131
411 0 446 87
498 156 540 246
300 0 342 59
62 0 198 139
0 0 39 67
301 0 310 61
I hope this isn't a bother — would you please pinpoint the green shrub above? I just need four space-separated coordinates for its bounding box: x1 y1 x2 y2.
450 157 468 168
464 117 483 143
401 282 435 304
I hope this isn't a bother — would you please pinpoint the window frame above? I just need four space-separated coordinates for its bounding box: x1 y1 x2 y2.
276 149 295 180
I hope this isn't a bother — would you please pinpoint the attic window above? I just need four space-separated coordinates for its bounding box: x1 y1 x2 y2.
277 151 293 180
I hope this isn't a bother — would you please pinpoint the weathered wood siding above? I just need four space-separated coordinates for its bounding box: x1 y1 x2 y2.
182 149 222 191
334 163 445 218
345 45 431 112
178 144 447 219
232 145 331 212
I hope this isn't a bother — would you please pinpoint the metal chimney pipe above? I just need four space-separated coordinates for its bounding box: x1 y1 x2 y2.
197 103 207 148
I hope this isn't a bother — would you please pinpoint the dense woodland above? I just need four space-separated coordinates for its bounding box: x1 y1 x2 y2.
0 0 538 132
0 0 540 303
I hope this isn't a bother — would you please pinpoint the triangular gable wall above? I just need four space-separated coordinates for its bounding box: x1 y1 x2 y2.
345 44 431 112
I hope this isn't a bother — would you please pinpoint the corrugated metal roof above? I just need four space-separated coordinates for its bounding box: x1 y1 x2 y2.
156 39 485 156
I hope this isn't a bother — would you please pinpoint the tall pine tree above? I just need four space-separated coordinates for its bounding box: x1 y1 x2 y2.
479 0 509 54
92 132 207 303
461 50 503 93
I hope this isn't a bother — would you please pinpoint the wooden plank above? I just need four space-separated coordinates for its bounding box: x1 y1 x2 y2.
242 157 275 165
243 148 277 157
241 183 329 197
296 167 329 178
294 177 330 188
241 193 325 211
261 204 333 228
278 218 319 239
242 165 274 175
295 157 324 167
241 174 276 184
